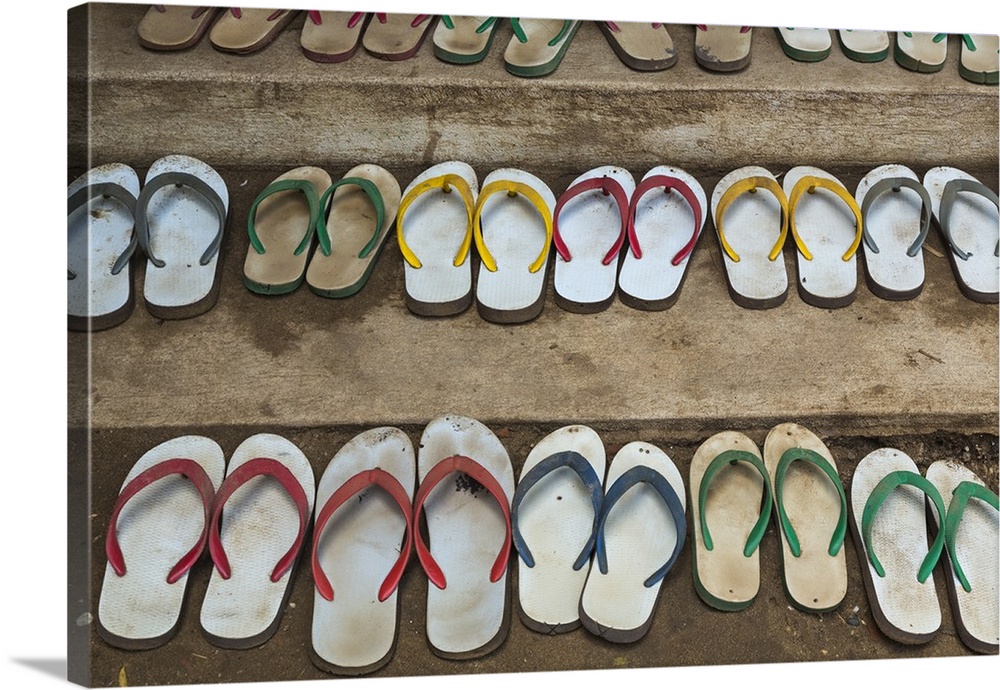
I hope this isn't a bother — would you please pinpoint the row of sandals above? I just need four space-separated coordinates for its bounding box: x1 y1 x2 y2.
97 418 998 673
135 8 999 83
67 156 1000 331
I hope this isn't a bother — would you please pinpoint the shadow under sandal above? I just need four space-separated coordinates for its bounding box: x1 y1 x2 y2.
199 434 315 649
925 461 999 654
690 431 773 611
512 425 607 633
97 436 226 650
137 155 229 319
310 428 415 674
763 423 848 613
857 165 932 300
579 442 686 643
849 448 946 644
67 164 140 331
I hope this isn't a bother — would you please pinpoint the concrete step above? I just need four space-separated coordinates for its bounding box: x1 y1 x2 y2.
70 5 998 175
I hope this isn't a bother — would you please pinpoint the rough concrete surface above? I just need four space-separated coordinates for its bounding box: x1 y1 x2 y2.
67 3 1000 687
69 5 999 173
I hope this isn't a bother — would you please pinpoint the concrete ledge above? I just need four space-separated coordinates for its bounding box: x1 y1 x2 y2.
70 5 999 173
71 167 999 436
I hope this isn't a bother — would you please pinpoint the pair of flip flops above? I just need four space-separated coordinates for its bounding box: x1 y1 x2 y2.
713 165 863 309
850 451 998 652
68 155 229 331
302 12 436 62
396 162 555 322
895 33 999 84
434 17 580 76
862 165 999 303
98 434 315 650
138 6 299 54
777 28 890 62
513 426 686 642
691 424 848 613
243 164 400 297
311 418 513 672
553 165 706 312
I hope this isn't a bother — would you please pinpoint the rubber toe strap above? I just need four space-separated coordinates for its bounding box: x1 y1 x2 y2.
137 171 228 269
208 458 311 583
106 458 216 584
511 451 603 570
68 182 139 276
774 448 847 558
473 180 553 274
939 178 1000 261
788 176 863 262
317 177 386 259
310 468 414 602
397 174 475 269
944 480 999 593
247 178 320 257
510 18 573 46
595 465 687 587
698 450 773 556
860 470 947 583
715 176 789 263
860 177 932 257
552 176 630 265
628 175 704 265
413 455 512 589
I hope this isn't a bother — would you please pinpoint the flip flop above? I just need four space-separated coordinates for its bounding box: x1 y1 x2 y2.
763 423 848 613
137 5 221 51
925 460 999 654
67 163 140 332
856 164 932 301
97 436 226 650
414 415 513 659
136 154 229 319
690 431 773 611
504 18 581 77
958 34 999 85
836 29 889 62
244 166 331 295
432 16 501 64
200 434 314 649
711 166 790 309
579 441 686 643
512 425 606 633
849 448 947 644
362 13 435 60
617 166 707 311
306 164 401 298
598 21 677 71
894 32 948 73
924 166 999 303
694 25 752 72
310 427 415 674
784 166 863 308
551 165 634 313
209 8 299 54
300 11 369 63
473 168 555 323
776 28 832 62
396 161 478 316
